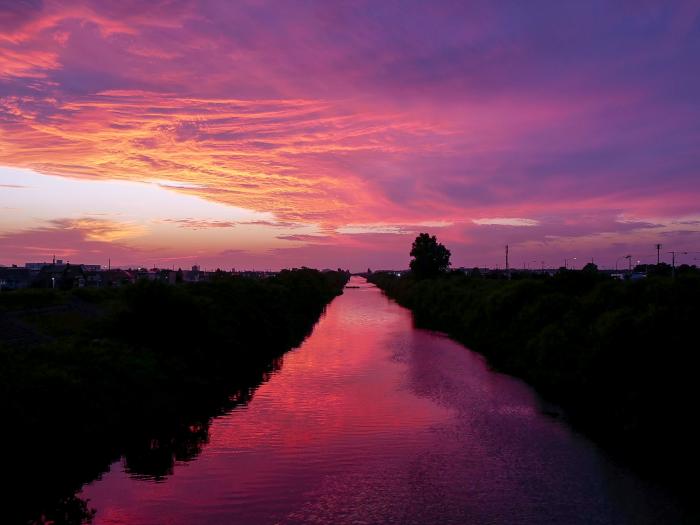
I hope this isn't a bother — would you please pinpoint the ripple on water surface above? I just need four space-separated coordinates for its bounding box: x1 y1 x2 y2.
79 277 690 525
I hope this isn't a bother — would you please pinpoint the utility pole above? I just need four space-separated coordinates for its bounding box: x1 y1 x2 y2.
671 251 676 278
656 244 662 265
505 244 510 280
668 251 688 279
564 257 576 270
625 254 632 273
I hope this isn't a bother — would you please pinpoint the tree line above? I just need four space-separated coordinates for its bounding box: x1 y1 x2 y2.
369 234 700 489
0 268 349 524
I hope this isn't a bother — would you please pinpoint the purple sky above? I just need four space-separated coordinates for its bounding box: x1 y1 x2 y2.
1 1 699 270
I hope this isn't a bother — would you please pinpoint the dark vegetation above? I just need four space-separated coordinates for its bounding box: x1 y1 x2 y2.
0 269 348 524
369 235 700 489
409 232 451 279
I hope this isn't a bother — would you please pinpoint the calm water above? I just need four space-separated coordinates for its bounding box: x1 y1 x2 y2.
79 277 687 524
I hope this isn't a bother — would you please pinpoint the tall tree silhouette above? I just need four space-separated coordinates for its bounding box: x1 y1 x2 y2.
409 233 451 279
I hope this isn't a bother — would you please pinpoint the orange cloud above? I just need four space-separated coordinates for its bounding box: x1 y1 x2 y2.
50 217 146 242
0 47 60 78
0 90 443 226
0 216 150 265
161 218 237 230
1 1 699 269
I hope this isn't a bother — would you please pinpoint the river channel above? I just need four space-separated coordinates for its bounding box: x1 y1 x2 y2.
79 276 688 524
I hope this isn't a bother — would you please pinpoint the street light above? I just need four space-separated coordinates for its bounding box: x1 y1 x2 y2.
615 255 630 272
564 257 577 270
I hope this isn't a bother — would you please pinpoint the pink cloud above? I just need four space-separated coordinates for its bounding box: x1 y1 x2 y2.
161 218 237 230
0 1 698 269
0 217 148 266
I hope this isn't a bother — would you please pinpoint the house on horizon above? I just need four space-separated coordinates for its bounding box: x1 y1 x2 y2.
0 267 33 291
100 269 135 287
35 264 86 289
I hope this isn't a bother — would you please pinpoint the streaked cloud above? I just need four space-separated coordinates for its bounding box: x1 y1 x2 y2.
49 217 146 242
336 225 410 235
276 234 333 243
0 1 698 269
161 218 237 230
473 218 540 227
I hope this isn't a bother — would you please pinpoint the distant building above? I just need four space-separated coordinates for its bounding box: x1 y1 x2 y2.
102 269 135 287
35 264 86 289
134 269 159 281
25 262 53 271
158 269 178 284
182 265 203 282
26 261 100 272
375 270 407 277
231 270 277 279
84 271 104 287
0 267 33 290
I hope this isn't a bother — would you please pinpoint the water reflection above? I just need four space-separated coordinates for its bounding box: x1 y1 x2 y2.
12 356 285 525
74 277 691 524
15 278 694 524
122 357 283 483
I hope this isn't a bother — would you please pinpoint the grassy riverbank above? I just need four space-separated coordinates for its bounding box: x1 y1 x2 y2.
368 270 700 482
0 269 348 523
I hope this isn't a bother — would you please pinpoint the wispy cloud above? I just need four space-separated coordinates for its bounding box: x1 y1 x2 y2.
161 218 236 230
0 216 149 265
49 217 146 242
0 1 698 269
276 234 333 243
473 218 540 227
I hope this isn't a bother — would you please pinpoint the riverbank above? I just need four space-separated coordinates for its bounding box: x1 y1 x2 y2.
73 276 694 525
368 271 700 486
0 269 348 523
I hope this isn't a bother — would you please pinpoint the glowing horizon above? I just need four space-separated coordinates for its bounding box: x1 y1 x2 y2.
1 1 699 271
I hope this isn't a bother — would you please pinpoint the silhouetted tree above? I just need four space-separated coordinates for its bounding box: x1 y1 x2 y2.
0 269 350 523
367 266 700 480
409 233 451 279
648 262 672 277
582 262 598 273
677 263 696 275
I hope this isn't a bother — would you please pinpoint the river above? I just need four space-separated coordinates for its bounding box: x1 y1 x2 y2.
78 276 688 524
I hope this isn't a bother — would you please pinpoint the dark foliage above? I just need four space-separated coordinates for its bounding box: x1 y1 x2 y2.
409 233 451 279
368 269 700 486
0 269 348 524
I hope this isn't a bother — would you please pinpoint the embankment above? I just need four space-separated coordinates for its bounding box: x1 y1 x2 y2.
368 271 699 485
0 268 348 523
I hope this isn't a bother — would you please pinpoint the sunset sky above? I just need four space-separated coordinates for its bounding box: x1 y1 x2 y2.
1 1 699 271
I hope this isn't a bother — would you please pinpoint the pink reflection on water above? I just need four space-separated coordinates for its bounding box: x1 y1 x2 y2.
80 277 686 525
81 277 453 524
